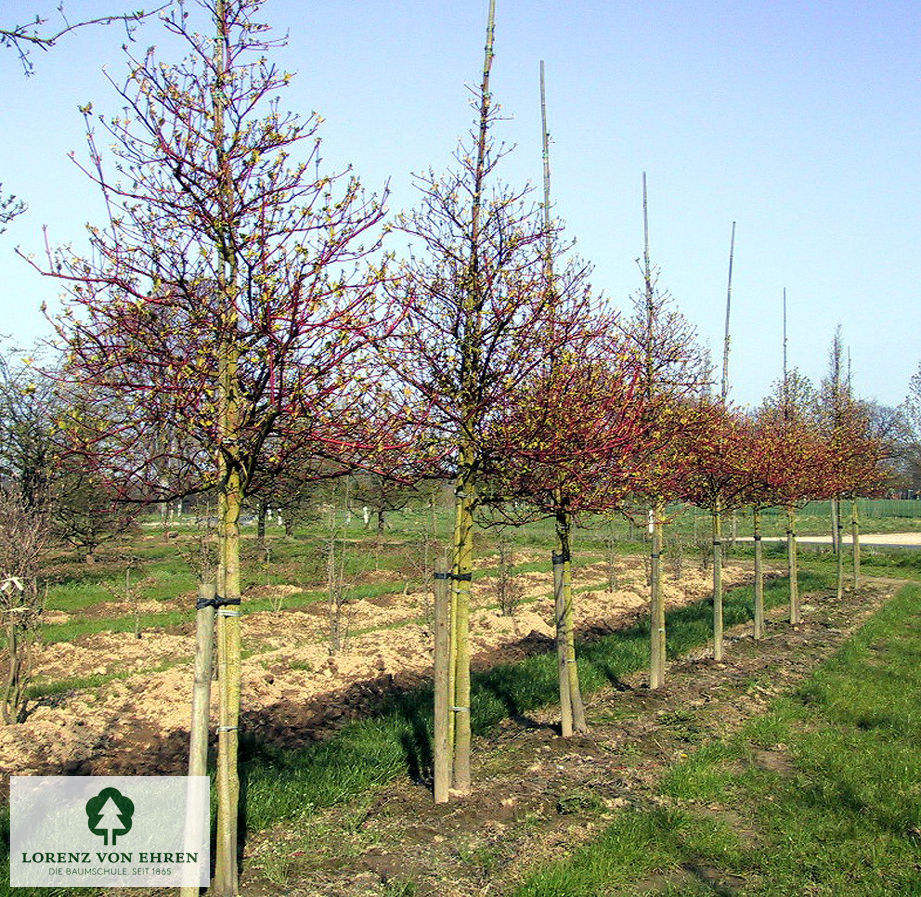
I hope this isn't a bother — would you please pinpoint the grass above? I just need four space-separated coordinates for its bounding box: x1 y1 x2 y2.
514 582 921 896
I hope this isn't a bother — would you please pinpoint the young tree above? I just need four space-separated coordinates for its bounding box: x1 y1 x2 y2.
818 334 889 593
621 175 709 687
677 399 757 661
26 2 393 890
758 368 823 623
486 342 646 736
388 0 598 795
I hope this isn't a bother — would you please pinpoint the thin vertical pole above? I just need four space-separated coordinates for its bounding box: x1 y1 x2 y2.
753 509 764 639
712 503 724 662
181 581 216 897
721 221 736 406
851 499 860 589
788 505 800 624
433 572 452 803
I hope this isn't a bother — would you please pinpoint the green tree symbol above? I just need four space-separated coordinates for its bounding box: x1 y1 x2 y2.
85 787 135 846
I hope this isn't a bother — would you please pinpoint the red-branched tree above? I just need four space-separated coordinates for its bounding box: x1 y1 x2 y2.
24 1 398 890
677 398 759 660
755 369 825 624
484 334 647 736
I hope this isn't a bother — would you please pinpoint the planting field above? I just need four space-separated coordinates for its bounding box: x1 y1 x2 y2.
0 525 754 780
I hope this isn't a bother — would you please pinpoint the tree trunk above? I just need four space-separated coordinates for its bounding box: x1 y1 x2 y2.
555 507 587 734
712 503 724 662
649 503 666 688
552 553 573 738
214 473 242 895
753 508 764 639
851 499 860 590
830 497 839 554
451 472 475 794
377 508 385 534
432 572 452 803
787 504 800 624
212 0 242 883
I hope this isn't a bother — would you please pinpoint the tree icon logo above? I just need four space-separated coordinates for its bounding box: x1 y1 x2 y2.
85 787 135 846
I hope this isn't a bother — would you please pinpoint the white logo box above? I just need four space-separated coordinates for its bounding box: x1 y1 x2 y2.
11 776 210 888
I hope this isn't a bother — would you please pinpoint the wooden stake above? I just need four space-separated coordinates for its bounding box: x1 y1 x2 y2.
787 505 800 624
852 499 860 590
712 503 723 662
433 572 452 803
753 509 764 639
181 582 216 897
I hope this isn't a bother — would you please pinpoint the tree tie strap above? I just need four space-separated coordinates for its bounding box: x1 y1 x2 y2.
451 573 472 582
712 540 722 546
650 552 661 559
753 535 762 541
433 572 451 581
196 595 241 610
217 725 238 732
451 706 470 713
552 550 571 564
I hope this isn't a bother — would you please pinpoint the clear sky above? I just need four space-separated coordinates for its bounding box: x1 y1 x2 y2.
1 0 919 411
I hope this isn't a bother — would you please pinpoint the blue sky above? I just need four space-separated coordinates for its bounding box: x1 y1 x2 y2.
1 0 919 410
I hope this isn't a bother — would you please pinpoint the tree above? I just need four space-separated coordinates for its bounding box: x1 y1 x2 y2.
677 399 757 660
621 175 709 687
388 0 599 796
27 1 394 890
757 368 823 623
0 348 55 508
0 488 48 723
819 333 889 593
489 345 647 733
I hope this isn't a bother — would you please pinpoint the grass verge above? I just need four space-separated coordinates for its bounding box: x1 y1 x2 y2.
514 582 921 896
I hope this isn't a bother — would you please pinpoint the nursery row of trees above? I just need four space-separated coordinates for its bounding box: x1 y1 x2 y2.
0 0 899 893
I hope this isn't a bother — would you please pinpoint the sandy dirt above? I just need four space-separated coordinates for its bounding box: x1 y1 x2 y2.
0 555 754 778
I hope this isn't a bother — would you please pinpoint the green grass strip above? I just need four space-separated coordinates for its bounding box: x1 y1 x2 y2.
515 582 921 897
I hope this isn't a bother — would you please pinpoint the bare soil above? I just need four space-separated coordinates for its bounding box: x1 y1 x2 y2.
0 555 752 779
233 576 903 897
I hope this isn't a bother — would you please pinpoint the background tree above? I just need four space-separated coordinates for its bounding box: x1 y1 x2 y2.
27 1 393 890
0 488 48 723
621 174 709 687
